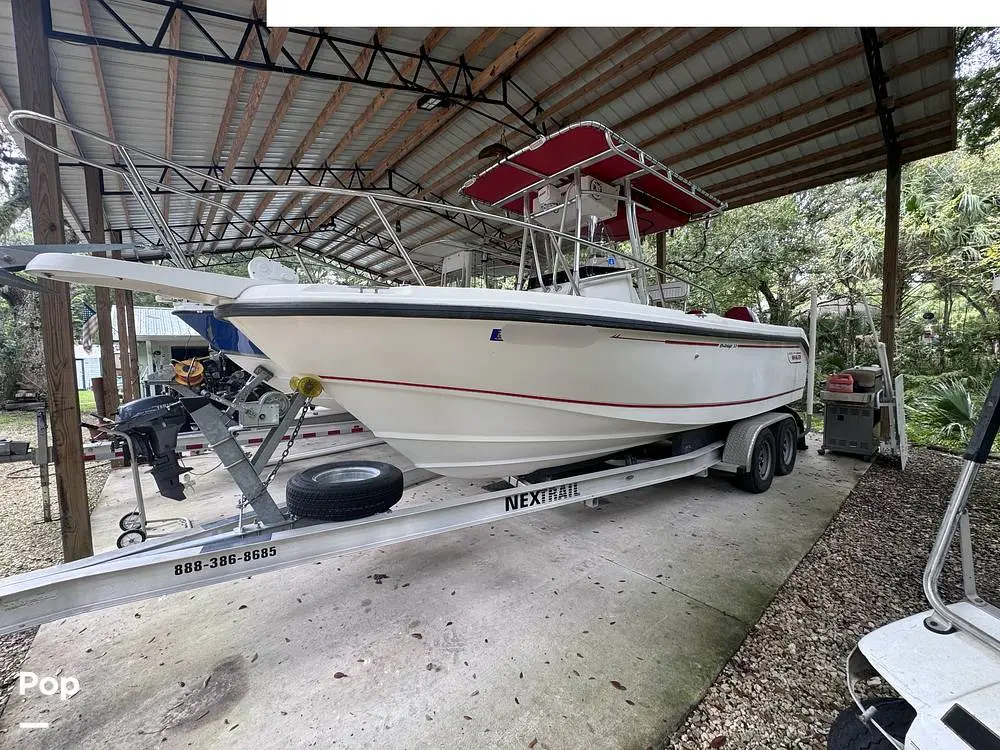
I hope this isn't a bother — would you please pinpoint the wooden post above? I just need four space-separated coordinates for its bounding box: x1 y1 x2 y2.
109 230 137 403
12 0 94 560
880 146 902 440
84 165 119 417
124 295 140 400
880 147 902 372
655 231 666 284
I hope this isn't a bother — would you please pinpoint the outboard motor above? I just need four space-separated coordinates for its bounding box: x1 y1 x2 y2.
114 395 190 500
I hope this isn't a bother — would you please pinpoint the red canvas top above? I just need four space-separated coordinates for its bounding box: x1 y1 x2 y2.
460 122 725 240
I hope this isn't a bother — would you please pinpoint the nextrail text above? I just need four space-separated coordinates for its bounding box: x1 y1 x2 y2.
504 482 581 512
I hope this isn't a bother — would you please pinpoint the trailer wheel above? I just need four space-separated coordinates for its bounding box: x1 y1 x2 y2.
773 418 798 476
827 700 915 749
286 461 404 521
739 428 776 493
117 529 146 548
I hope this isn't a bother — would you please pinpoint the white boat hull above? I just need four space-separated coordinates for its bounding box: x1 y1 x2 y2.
221 287 807 478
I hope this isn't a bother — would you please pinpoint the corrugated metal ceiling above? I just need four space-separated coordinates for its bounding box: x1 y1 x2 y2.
0 7 956 282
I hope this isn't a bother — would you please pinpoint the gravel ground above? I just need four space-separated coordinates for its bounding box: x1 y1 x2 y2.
667 447 1000 750
0 411 111 721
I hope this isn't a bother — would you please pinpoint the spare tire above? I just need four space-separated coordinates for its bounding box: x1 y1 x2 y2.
285 461 404 521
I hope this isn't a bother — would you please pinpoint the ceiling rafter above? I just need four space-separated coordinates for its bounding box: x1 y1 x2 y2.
640 27 919 154
614 28 818 133
684 78 951 182
162 10 180 223
186 0 267 245
199 26 289 251
234 27 391 239
727 138 952 209
721 124 953 203
259 27 508 247
202 31 322 247
304 27 555 250
78 0 133 237
704 110 953 195
560 28 737 125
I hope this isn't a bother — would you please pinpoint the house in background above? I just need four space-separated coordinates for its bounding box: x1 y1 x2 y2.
74 344 103 389
81 306 208 395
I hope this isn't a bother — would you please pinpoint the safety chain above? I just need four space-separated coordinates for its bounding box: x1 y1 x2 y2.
260 396 313 491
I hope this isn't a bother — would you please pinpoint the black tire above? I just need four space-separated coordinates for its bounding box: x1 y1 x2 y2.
738 428 776 493
116 529 146 548
827 700 915 750
286 461 404 521
119 511 143 531
773 418 798 476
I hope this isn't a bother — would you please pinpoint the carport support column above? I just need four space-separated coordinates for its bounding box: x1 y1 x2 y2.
110 229 139 403
84 166 119 417
880 147 901 369
12 0 94 560
880 147 902 439
655 231 666 285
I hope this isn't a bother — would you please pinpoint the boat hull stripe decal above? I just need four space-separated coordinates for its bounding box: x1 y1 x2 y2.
215 301 808 348
319 375 802 410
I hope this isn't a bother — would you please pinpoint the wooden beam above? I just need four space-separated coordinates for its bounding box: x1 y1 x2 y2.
12 0 93 561
641 27 920 154
241 27 393 238
109 230 136 404
163 11 181 223
214 33 321 244
616 29 818 133
187 0 267 244
561 28 737 125
880 146 902 375
78 0 133 234
124 288 140 401
84 165 119 417
202 26 289 250
725 138 950 208
279 27 506 236
305 28 554 237
706 111 953 196
229 28 449 255
721 126 952 204
685 78 951 184
673 46 951 179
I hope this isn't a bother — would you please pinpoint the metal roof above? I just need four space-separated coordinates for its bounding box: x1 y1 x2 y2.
81 305 202 341
0 10 957 283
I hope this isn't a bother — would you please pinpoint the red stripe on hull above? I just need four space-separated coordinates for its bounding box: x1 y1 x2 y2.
319 375 801 410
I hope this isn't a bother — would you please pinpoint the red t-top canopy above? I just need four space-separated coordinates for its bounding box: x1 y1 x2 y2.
460 122 725 240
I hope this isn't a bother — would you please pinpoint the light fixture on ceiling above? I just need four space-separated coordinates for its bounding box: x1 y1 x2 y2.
477 142 513 161
394 219 402 233
417 94 449 111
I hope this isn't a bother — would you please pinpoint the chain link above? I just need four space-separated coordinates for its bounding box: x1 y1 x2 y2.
260 397 313 490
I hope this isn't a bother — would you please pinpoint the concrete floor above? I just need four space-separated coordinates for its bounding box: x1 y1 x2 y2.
1 433 867 749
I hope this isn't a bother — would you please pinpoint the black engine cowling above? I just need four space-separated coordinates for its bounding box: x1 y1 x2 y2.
115 395 190 500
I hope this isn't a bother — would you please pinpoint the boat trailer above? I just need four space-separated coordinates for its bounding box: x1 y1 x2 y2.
0 400 802 636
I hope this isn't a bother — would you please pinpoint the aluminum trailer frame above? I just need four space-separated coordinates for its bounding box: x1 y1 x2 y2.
0 409 797 637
